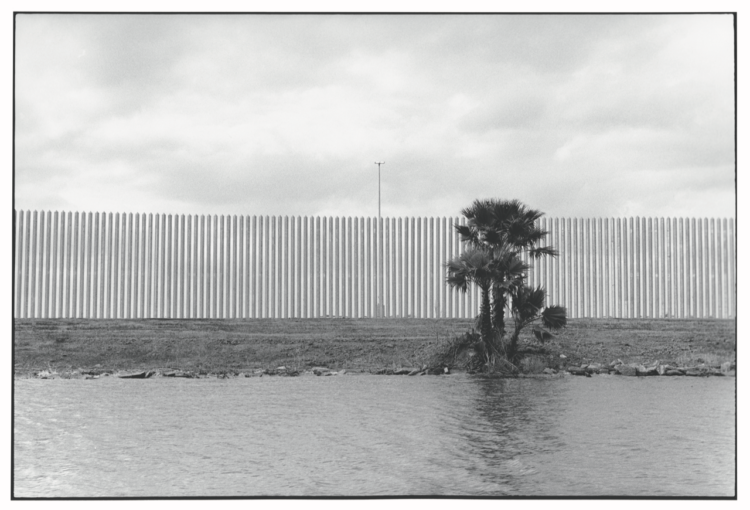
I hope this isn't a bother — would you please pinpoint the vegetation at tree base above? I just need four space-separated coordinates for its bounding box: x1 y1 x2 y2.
446 198 567 372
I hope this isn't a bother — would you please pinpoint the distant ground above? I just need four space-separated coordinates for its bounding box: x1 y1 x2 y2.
13 317 735 377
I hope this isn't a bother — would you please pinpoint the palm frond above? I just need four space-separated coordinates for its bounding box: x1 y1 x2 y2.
494 253 529 278
541 305 567 330
491 199 525 224
521 208 544 224
510 284 546 323
482 228 503 246
506 222 547 249
445 271 470 292
494 275 524 293
454 224 475 243
445 247 494 291
528 246 559 259
532 327 556 344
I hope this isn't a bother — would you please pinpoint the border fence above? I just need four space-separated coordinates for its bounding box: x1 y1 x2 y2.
13 210 735 320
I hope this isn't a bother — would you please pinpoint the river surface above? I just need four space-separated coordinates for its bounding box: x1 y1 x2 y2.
14 374 735 497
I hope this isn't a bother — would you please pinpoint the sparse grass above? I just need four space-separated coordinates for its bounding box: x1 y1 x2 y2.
519 355 549 374
675 351 732 368
13 317 735 376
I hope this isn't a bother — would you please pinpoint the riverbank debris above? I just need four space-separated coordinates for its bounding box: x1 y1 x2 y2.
116 370 154 379
563 360 735 378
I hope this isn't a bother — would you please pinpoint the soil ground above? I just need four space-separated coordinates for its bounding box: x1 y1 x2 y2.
13 317 736 376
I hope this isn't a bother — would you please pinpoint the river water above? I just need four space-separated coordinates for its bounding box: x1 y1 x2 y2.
13 374 735 498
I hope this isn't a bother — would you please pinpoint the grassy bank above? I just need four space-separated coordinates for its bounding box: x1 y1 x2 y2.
13 317 735 377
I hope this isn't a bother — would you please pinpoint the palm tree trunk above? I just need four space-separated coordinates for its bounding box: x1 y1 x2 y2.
507 324 523 364
491 284 506 338
479 286 493 355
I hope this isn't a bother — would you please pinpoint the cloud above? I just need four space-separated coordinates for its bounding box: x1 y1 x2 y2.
14 13 735 221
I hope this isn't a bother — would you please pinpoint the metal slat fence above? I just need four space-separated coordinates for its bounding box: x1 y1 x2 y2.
12 211 736 319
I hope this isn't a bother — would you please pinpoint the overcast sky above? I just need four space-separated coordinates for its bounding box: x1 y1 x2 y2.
14 13 735 220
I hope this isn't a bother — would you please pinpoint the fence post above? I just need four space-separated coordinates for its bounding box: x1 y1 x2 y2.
728 218 735 317
714 218 722 318
49 211 59 318
13 211 737 321
16 211 25 318
41 211 51 319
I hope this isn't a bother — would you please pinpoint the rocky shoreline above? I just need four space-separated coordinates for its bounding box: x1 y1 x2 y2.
22 358 736 381
23 366 366 379
547 358 736 377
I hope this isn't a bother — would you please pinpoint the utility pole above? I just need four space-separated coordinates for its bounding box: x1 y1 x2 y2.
375 162 385 221
375 162 385 317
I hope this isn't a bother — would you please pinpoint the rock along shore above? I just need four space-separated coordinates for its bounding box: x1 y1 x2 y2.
22 359 735 380
556 359 736 378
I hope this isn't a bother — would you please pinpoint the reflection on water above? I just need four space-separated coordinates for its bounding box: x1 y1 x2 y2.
14 375 734 497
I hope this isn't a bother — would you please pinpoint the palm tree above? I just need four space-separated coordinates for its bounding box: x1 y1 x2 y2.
506 284 567 363
455 199 558 338
446 245 533 366
446 198 566 370
446 247 496 352
488 246 530 337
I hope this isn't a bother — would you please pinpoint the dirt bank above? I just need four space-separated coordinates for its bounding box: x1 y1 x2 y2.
13 317 735 378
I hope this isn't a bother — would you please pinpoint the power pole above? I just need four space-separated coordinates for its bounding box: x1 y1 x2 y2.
375 162 385 317
375 162 385 221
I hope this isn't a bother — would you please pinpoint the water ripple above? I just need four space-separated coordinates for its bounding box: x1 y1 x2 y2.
13 375 735 497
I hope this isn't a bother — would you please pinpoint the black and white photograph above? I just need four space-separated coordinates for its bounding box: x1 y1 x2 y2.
10 3 739 500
